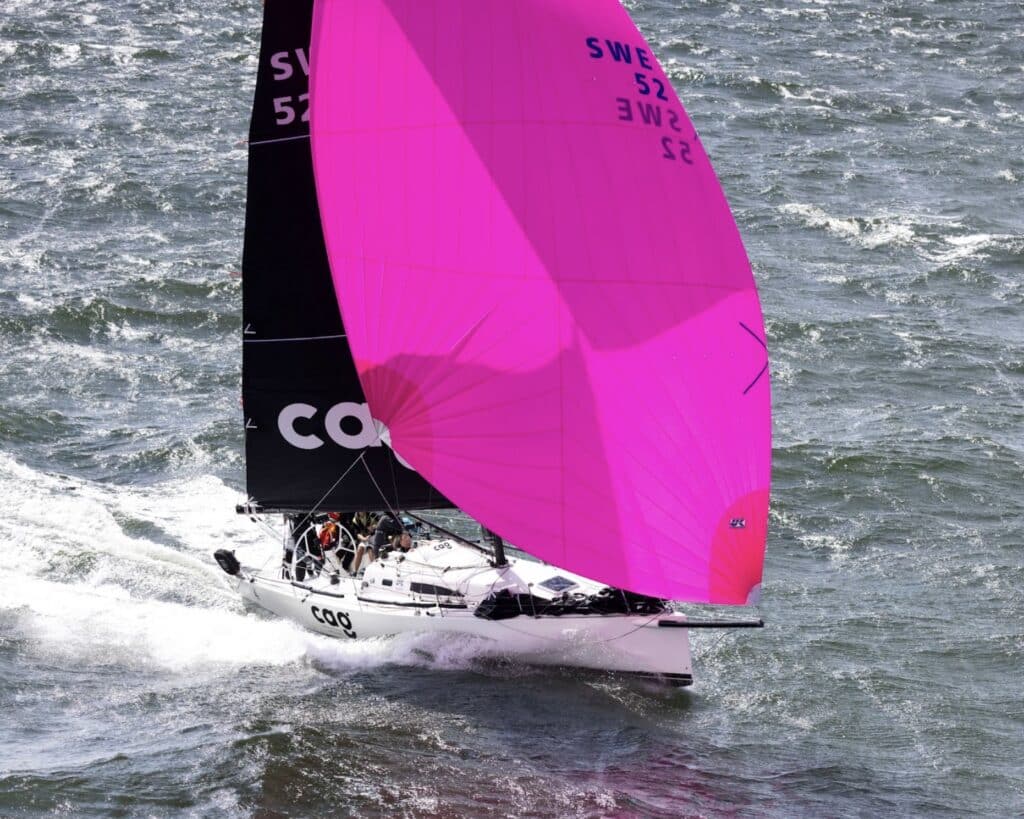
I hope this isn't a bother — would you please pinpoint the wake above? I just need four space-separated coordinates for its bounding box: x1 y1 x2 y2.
0 454 500 676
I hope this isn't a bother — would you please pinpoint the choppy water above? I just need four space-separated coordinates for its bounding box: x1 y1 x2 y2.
2 1 1022 816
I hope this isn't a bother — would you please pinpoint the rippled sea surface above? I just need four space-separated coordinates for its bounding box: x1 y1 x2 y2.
2 1 1022 816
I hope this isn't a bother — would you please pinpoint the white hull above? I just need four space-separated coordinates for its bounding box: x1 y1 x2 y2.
222 540 693 685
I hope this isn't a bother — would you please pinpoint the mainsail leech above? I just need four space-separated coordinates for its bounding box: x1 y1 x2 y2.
309 0 771 603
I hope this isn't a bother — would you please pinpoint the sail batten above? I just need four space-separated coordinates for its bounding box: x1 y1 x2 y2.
309 0 771 602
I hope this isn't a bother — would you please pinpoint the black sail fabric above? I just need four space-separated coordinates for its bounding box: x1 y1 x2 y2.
241 0 449 513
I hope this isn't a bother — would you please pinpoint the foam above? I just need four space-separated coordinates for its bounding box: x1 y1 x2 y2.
5 573 312 670
928 233 1017 265
780 203 862 239
776 84 836 108
776 204 1022 267
0 456 231 594
5 555 506 676
891 330 927 369
0 455 510 678
798 532 851 558
780 203 920 250
50 43 82 69
0 456 281 666
305 631 507 675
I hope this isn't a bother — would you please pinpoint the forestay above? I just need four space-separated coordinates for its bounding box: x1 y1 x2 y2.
309 0 771 603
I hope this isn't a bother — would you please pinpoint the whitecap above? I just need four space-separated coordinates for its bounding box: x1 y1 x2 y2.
780 203 920 249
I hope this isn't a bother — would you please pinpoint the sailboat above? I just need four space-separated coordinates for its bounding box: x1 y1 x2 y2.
215 0 771 686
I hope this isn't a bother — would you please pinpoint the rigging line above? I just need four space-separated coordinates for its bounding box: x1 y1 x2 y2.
384 441 403 527
249 133 310 146
254 551 277 579
595 613 664 644
360 457 402 525
245 516 287 578
250 515 282 543
704 627 736 655
292 453 369 534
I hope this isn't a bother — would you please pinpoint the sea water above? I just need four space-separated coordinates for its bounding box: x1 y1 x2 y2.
1 0 1022 816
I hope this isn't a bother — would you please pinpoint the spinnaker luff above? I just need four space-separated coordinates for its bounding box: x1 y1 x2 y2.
308 0 770 604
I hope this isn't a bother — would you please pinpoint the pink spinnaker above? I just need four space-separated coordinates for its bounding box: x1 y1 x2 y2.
309 0 770 604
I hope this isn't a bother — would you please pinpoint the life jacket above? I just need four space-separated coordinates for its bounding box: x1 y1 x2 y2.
352 512 375 536
319 521 339 549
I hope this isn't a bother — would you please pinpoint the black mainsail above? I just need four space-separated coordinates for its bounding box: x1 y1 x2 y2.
241 0 449 513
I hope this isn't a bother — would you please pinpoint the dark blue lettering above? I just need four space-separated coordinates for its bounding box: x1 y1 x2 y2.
586 36 603 59
653 77 669 101
637 48 653 70
605 40 632 63
616 97 633 122
662 137 694 164
668 110 682 132
638 102 662 127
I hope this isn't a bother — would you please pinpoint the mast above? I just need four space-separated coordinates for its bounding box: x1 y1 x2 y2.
482 527 508 568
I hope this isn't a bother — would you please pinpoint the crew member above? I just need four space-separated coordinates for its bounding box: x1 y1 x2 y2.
352 513 400 575
319 513 341 552
350 511 377 544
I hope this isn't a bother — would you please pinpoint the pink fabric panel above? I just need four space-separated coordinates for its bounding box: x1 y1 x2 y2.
310 0 771 603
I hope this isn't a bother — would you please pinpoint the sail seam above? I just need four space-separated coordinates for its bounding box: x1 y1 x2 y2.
326 252 743 288
243 333 347 343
